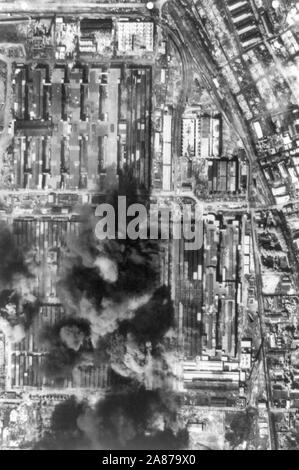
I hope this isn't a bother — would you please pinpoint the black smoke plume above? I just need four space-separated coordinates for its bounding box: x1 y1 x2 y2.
35 385 189 450
0 222 41 341
42 318 92 382
36 174 186 449
42 175 167 382
119 286 175 345
0 221 30 285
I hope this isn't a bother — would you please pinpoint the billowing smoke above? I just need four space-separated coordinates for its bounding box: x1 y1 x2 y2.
60 325 88 352
42 318 92 381
36 386 189 450
0 222 40 338
0 221 30 286
0 317 26 343
37 175 186 449
96 286 178 386
119 286 175 345
42 176 169 383
79 294 152 347
94 256 118 284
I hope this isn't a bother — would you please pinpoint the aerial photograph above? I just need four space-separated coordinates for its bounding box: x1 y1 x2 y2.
0 0 298 453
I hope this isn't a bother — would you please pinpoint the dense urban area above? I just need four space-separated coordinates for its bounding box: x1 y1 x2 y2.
0 0 298 451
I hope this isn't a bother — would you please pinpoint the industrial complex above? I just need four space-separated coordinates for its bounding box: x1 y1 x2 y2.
0 0 298 452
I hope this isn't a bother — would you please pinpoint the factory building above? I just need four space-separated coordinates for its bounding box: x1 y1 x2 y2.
162 114 172 191
200 114 222 159
226 0 261 49
117 21 154 54
12 63 122 191
8 218 111 391
181 117 200 159
207 157 240 194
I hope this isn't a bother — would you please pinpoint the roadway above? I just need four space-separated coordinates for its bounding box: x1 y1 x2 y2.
0 1 149 11
152 189 299 214
0 47 18 176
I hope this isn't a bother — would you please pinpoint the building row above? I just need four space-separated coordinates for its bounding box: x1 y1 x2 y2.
207 157 245 194
10 352 109 390
226 0 261 49
13 63 122 191
12 216 81 300
181 113 222 160
201 215 242 358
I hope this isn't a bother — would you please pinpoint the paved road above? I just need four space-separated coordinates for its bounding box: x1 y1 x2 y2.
0 49 15 171
0 1 150 13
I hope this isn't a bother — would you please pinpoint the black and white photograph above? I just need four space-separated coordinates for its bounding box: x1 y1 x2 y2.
0 0 298 453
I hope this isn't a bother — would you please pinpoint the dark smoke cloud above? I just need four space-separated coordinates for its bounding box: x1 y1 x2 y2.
35 396 89 450
43 176 164 381
41 318 92 382
108 173 160 295
35 386 189 450
36 175 185 449
59 264 107 311
0 222 41 341
119 286 175 346
95 287 178 385
0 289 40 327
59 207 159 305
0 221 30 285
